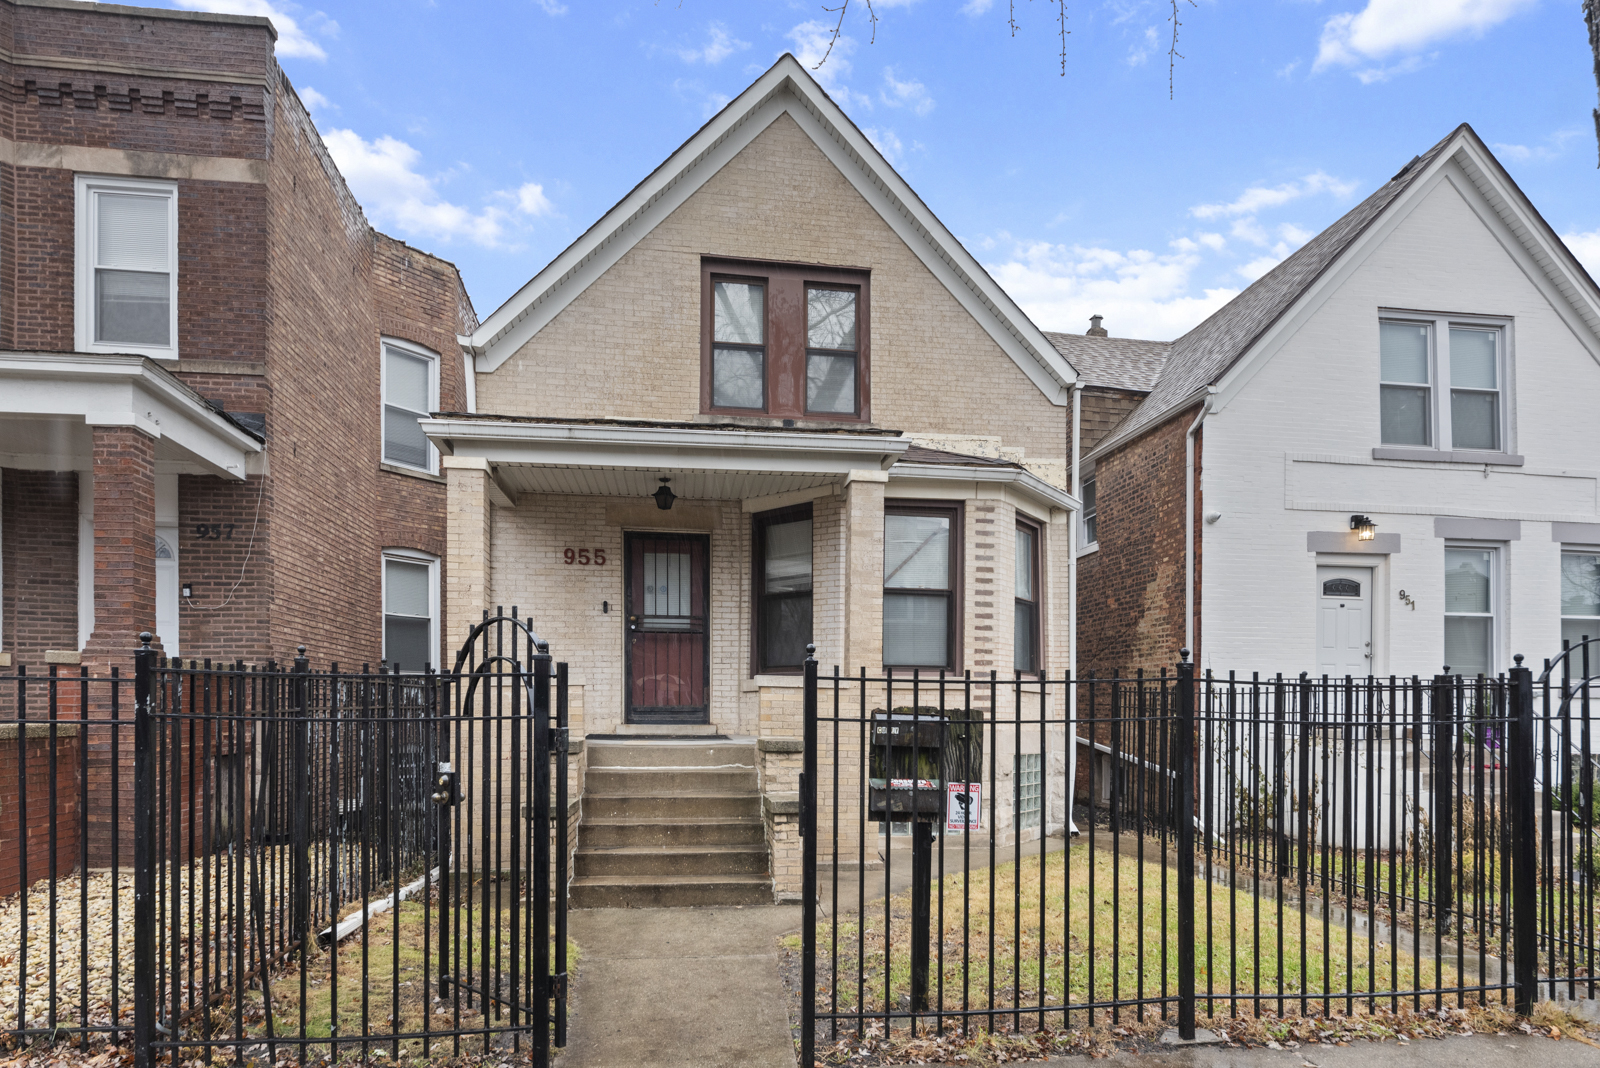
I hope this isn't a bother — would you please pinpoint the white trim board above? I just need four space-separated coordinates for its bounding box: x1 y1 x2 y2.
460 55 1076 405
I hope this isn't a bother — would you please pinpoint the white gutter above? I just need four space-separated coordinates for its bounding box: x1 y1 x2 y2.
887 462 1080 512
1184 389 1218 656
1067 382 1084 835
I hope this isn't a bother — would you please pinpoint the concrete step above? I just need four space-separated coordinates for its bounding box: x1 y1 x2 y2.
580 816 765 849
586 739 757 769
575 844 769 878
569 873 773 909
582 792 761 820
585 766 757 794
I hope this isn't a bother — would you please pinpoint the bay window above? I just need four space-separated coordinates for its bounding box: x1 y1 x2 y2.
883 504 958 670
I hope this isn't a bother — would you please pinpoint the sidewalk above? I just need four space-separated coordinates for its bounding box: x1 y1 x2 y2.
1044 1033 1599 1068
557 905 800 1068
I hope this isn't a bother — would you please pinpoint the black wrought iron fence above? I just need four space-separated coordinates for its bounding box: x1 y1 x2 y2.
0 610 570 1068
797 650 1597 1063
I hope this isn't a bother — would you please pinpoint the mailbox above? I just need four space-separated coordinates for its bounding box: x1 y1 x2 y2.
868 711 947 823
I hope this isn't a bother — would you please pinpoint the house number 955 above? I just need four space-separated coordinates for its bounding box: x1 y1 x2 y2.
564 548 606 566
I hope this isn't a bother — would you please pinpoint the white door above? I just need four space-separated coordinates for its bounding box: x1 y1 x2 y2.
1316 566 1371 676
155 529 179 656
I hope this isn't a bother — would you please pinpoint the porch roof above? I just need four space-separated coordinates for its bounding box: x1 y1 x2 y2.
420 414 911 502
0 352 263 480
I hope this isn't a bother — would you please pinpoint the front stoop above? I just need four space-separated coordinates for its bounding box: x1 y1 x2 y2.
571 738 771 908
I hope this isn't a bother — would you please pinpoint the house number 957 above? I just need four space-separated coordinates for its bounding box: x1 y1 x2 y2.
564 548 606 566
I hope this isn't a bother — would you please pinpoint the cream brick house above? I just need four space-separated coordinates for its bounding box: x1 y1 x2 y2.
426 55 1082 905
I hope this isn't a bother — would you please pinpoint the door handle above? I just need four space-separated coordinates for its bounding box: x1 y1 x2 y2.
628 614 640 632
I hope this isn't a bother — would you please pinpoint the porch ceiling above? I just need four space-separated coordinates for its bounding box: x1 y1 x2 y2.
491 464 840 501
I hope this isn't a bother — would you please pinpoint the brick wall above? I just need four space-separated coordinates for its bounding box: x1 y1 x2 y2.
1076 411 1195 675
0 727 81 896
1 469 77 663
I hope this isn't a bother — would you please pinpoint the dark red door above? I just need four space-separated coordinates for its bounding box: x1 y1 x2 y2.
624 533 710 723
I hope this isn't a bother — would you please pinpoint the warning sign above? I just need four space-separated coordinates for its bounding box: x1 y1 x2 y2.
945 782 982 832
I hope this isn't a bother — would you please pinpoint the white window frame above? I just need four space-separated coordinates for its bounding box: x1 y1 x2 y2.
381 337 441 475
1377 312 1514 458
1560 546 1600 651
382 549 439 671
1443 541 1500 677
1078 473 1098 550
75 175 180 360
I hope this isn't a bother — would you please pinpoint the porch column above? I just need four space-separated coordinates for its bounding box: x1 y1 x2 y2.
81 424 160 660
841 470 886 672
444 455 497 649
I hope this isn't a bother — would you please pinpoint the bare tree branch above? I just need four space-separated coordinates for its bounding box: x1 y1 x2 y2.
1169 0 1196 100
813 0 877 71
1586 0 1600 167
1057 0 1069 77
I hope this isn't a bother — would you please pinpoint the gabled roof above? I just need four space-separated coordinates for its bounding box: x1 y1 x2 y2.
1088 123 1600 458
1043 332 1170 392
461 54 1077 404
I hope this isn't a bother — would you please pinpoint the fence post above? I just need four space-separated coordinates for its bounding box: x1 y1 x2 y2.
800 647 819 1068
1176 649 1197 1040
1432 673 1454 932
1509 655 1538 1015
531 641 552 1068
133 633 155 1068
292 646 310 947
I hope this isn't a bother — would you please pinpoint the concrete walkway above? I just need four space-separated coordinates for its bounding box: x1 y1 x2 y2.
1045 1033 1599 1068
557 905 800 1068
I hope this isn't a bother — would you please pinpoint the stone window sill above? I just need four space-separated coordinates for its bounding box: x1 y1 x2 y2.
1371 447 1524 466
1075 541 1100 559
380 463 446 483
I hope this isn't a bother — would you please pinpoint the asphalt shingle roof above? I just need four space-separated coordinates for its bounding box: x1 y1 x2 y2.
1042 332 1171 392
1087 126 1463 458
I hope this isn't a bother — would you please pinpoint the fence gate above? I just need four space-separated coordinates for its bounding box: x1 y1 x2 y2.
124 608 568 1068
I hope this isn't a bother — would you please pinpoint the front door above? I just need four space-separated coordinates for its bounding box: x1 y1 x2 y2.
1316 565 1372 676
625 533 710 723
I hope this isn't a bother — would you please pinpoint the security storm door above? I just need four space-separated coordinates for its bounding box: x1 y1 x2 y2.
625 533 710 723
1316 566 1372 677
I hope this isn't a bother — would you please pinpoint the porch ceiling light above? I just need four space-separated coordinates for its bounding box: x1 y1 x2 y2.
653 476 676 511
1350 514 1377 541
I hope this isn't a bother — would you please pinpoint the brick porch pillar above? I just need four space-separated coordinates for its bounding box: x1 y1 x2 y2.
80 423 159 867
444 456 497 652
841 470 886 671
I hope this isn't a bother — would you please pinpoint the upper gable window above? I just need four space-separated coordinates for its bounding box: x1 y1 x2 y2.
702 258 870 422
383 338 440 474
1379 315 1509 455
75 176 179 359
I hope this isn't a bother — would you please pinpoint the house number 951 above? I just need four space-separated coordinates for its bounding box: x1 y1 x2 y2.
563 548 606 565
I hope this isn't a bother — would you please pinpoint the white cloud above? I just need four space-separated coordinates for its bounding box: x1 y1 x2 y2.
322 128 553 248
1315 0 1535 74
881 67 933 115
1191 171 1359 219
961 0 995 13
534 0 567 14
677 22 749 64
672 78 733 119
1128 26 1159 66
297 86 334 113
1492 129 1582 164
787 21 873 111
1276 59 1300 79
986 237 1240 342
1352 54 1432 83
862 127 905 165
171 0 332 60
1562 229 1600 279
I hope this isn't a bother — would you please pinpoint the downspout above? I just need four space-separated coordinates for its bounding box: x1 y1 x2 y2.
1184 389 1218 657
1067 382 1085 836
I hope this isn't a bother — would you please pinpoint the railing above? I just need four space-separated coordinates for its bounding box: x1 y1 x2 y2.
797 651 1595 1062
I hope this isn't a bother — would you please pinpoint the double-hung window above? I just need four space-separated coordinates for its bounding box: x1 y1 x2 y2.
1080 475 1098 546
703 258 870 421
754 505 813 672
76 176 179 358
1379 315 1509 455
383 551 438 671
1014 522 1041 673
1444 546 1496 677
1561 550 1600 651
383 339 439 473
883 504 958 670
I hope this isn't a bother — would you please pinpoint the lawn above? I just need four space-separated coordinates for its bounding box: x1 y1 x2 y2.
804 838 1466 1033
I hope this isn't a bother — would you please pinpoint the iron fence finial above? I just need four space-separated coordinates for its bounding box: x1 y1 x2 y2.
1179 647 1191 662
1513 653 1524 665
139 631 152 648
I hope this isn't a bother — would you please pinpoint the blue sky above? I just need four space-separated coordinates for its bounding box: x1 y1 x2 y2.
178 0 1595 342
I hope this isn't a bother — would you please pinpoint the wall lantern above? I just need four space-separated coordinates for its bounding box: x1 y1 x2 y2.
652 477 677 511
1350 514 1377 541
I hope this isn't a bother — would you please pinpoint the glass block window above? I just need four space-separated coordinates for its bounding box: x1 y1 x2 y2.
1016 753 1043 830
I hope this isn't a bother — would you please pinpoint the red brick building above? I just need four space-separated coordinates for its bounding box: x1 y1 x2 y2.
0 0 473 677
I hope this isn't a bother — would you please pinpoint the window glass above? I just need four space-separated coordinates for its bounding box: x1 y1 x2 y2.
1561 552 1600 650
1380 322 1432 447
1449 328 1497 389
1450 390 1499 450
384 559 432 671
97 271 171 346
713 282 764 344
1015 753 1042 829
759 513 813 670
1015 527 1035 600
383 346 433 469
1081 476 1097 544
1014 525 1038 673
1449 327 1499 451
1380 322 1430 383
884 512 953 667
95 192 172 346
713 348 765 409
806 354 856 413
1443 548 1494 676
806 288 856 349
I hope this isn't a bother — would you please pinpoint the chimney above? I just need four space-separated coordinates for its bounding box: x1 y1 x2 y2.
1086 314 1108 337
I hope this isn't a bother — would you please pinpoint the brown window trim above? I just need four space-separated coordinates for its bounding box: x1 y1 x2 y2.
883 499 963 674
751 503 814 675
701 256 871 423
1014 515 1043 675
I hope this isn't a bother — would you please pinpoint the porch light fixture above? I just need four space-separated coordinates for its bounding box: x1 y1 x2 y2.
1350 514 1377 541
653 477 677 511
